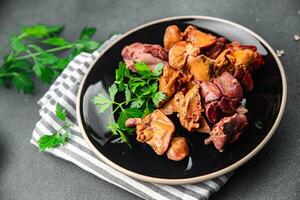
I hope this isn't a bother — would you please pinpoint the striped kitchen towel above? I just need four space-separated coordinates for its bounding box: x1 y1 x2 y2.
31 35 231 200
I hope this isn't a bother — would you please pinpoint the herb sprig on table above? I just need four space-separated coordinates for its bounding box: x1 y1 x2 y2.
92 62 166 146
0 24 102 94
37 103 72 151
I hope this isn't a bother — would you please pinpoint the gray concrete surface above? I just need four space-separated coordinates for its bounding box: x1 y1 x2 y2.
0 0 299 199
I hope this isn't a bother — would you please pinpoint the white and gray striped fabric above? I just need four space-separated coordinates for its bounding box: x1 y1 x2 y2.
31 35 232 200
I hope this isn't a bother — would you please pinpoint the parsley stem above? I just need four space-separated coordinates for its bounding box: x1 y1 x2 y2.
0 72 14 78
108 105 122 122
14 44 74 61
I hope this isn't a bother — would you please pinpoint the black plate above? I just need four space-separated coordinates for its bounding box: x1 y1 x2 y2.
77 16 286 184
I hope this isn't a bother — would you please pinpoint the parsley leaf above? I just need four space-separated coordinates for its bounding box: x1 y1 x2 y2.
37 132 68 151
21 24 64 38
125 86 131 104
55 103 67 121
37 103 72 151
135 62 152 77
0 24 102 94
130 99 145 108
42 37 69 46
152 91 167 107
91 93 112 113
152 63 164 76
115 62 126 91
130 80 146 93
9 34 27 53
108 123 131 147
11 73 34 94
108 83 118 102
80 27 97 40
117 108 143 129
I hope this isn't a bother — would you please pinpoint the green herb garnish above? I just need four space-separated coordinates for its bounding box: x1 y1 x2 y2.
92 62 166 146
0 24 102 94
37 103 72 151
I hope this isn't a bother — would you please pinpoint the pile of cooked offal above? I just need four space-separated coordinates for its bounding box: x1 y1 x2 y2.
122 25 264 161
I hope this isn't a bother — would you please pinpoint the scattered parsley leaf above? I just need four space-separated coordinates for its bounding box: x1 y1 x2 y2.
115 62 126 91
152 91 167 107
130 80 146 93
37 103 72 151
11 73 34 94
80 27 97 40
0 24 102 94
108 83 118 101
143 107 154 117
42 37 69 46
108 123 131 147
76 40 101 52
38 133 66 151
9 34 27 53
117 108 143 129
134 62 151 77
130 99 145 108
21 24 64 38
92 93 112 113
55 103 67 121
152 63 164 76
125 86 131 104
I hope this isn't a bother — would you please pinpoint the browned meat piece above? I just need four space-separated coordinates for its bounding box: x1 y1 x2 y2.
163 25 182 49
213 71 243 99
218 96 241 114
178 84 203 131
159 64 181 99
129 109 175 155
200 81 222 103
177 70 194 90
205 96 241 124
160 95 179 115
183 25 217 48
205 37 227 59
160 91 186 116
186 55 213 81
241 72 254 92
204 112 248 152
166 137 189 161
214 49 232 75
214 42 264 86
121 42 168 72
168 41 200 70
205 101 221 124
168 41 188 70
231 49 255 67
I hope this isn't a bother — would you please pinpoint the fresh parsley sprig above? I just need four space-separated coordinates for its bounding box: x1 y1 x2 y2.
37 103 72 151
0 24 102 94
92 61 166 146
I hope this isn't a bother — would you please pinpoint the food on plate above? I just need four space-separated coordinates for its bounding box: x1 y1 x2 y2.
204 109 248 152
177 83 203 132
166 137 189 161
93 24 264 160
121 42 168 72
183 25 217 48
163 25 182 50
130 109 175 155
